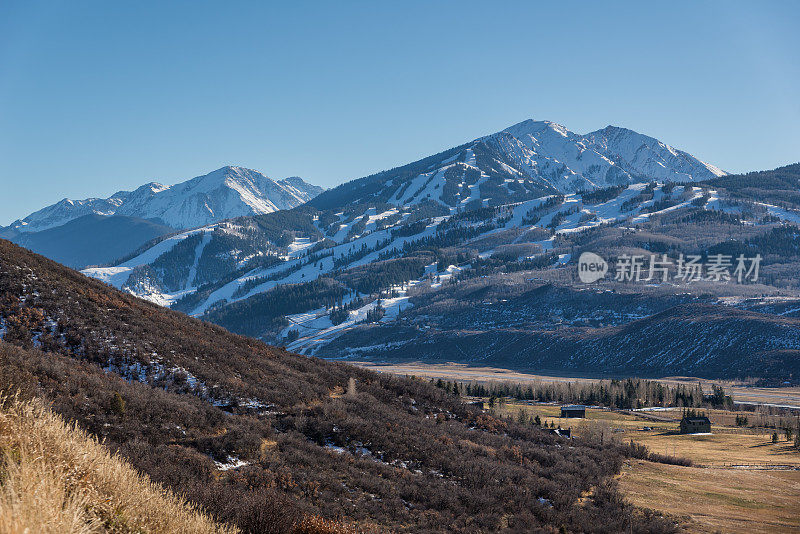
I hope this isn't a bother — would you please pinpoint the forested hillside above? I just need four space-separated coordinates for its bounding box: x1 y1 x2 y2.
77 161 800 382
0 239 675 533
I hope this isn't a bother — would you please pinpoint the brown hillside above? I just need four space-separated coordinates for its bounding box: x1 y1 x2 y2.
0 239 674 533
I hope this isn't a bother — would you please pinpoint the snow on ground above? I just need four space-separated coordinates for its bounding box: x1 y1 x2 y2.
430 265 461 288
82 265 138 289
367 208 400 225
84 178 796 348
191 216 444 315
754 202 800 224
82 225 217 290
393 171 436 205
631 186 701 223
285 272 429 355
186 232 213 289
287 236 316 258
214 457 249 471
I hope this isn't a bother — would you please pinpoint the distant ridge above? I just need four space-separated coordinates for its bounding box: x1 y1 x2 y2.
5 166 324 233
7 214 175 269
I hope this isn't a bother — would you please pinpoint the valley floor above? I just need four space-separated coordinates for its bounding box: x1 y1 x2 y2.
619 460 800 533
353 361 800 533
499 403 800 533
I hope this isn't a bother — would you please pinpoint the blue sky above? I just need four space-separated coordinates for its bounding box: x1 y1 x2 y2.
1 1 798 225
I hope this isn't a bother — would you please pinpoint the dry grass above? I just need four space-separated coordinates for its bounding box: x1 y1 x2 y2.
0 395 237 534
498 402 800 533
619 459 800 533
500 403 800 466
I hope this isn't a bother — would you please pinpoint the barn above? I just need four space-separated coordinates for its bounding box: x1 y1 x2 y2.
680 415 711 434
560 405 586 418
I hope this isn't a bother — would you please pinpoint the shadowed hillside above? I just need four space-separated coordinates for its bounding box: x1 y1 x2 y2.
0 239 675 533
7 214 174 269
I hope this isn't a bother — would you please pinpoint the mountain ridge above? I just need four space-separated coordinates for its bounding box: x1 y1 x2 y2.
5 166 324 233
310 118 726 211
5 213 175 269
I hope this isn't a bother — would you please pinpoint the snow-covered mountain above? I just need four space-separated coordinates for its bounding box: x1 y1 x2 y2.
6 166 324 233
581 125 726 182
311 119 726 210
71 121 800 381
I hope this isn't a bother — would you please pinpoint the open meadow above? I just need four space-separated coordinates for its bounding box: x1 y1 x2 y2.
357 362 800 533
494 401 800 532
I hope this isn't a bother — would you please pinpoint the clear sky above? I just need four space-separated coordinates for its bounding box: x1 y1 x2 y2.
1 1 798 225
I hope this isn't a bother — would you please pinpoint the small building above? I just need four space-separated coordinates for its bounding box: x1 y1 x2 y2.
547 427 572 438
680 415 711 434
560 405 586 418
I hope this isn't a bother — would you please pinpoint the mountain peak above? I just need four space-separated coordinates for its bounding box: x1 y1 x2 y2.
7 167 323 234
502 118 572 138
216 165 260 176
583 126 727 179
313 117 727 210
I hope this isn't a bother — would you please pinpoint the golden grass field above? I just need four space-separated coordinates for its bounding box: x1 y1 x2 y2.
619 460 800 533
355 362 800 533
0 396 235 534
497 401 800 533
500 404 800 467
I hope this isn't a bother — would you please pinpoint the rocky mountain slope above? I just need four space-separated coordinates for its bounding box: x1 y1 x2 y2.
5 166 323 233
310 119 725 210
14 119 799 381
80 172 800 381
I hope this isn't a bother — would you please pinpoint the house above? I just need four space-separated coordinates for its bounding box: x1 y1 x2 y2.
547 427 572 438
560 405 586 418
679 415 711 434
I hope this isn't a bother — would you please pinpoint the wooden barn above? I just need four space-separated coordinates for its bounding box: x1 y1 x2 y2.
560 405 586 418
679 415 711 434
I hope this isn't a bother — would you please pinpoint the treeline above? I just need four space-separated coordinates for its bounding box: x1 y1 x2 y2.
339 256 428 295
546 206 580 230
640 196 683 214
434 377 732 410
706 225 800 260
521 195 565 225
452 252 559 280
378 223 496 262
150 233 203 291
704 162 800 210
676 208 743 225
621 182 657 212
580 185 626 204
391 218 430 237
251 206 322 244
332 238 392 269
205 278 348 338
